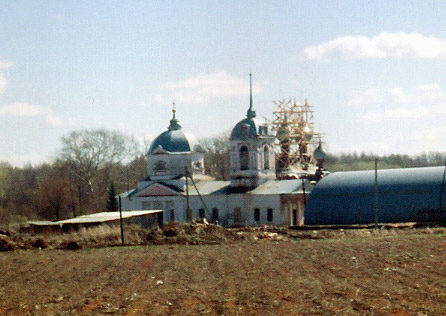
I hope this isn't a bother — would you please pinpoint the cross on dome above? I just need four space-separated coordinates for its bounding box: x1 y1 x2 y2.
168 100 181 131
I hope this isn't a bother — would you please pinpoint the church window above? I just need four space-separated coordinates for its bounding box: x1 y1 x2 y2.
194 161 202 170
264 146 269 169
240 146 249 170
142 201 151 210
153 201 163 210
212 208 219 222
154 160 168 173
186 208 193 221
199 208 205 219
267 208 273 222
254 208 260 222
165 200 175 220
165 201 175 209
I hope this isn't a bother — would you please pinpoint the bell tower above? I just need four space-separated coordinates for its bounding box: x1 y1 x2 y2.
229 74 275 188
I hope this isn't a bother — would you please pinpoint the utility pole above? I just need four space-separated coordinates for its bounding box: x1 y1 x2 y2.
374 158 379 229
439 158 446 211
118 196 124 245
185 166 190 221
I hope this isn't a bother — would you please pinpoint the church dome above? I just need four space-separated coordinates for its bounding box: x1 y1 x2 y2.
313 140 327 160
148 110 191 154
231 117 262 140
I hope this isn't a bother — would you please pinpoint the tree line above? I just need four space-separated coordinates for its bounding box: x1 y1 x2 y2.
324 152 446 172
0 129 147 223
1 128 445 223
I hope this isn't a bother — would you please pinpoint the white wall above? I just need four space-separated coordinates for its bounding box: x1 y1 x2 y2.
121 188 288 227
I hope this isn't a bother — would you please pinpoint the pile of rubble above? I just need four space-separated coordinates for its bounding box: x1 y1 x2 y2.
146 219 237 245
0 220 314 252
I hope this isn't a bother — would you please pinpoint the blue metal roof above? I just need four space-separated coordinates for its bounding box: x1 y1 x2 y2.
148 129 191 154
148 110 191 154
230 118 274 140
305 166 446 225
231 118 260 140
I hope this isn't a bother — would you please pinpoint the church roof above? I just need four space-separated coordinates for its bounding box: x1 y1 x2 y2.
248 179 312 195
230 117 264 140
148 109 191 154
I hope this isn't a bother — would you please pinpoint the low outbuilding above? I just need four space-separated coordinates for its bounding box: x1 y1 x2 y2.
56 210 163 231
305 166 446 225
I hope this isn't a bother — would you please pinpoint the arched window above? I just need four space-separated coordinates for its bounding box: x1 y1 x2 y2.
240 145 249 170
154 160 168 174
264 146 269 169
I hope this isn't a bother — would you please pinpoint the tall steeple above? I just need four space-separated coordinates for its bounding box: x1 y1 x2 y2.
246 73 256 119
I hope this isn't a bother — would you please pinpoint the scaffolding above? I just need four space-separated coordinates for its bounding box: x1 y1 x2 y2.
271 98 321 179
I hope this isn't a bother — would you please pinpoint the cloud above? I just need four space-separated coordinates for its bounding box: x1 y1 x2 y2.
363 106 437 122
303 32 446 60
0 60 14 95
0 60 13 69
355 84 446 122
0 73 6 95
0 102 64 127
0 153 50 167
417 126 446 142
348 88 383 108
152 71 263 105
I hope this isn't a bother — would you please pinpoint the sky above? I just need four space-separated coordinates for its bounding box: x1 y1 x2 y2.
0 0 445 166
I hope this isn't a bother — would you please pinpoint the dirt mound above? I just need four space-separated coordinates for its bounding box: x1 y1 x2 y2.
0 234 17 251
31 237 48 249
64 241 83 250
146 221 236 245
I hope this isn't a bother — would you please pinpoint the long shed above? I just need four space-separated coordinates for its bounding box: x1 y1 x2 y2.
305 166 446 225
55 210 163 231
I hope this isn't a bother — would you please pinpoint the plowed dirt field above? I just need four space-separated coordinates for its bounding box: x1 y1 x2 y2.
1 229 445 315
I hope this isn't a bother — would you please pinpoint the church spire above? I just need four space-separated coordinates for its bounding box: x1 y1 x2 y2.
246 73 256 119
168 101 181 131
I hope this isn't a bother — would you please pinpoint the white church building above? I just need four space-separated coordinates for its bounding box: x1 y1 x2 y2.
120 85 315 227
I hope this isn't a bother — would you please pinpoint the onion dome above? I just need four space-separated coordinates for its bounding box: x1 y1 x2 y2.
314 140 327 160
148 109 191 154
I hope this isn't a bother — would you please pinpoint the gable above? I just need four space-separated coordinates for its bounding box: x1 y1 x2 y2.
134 183 182 197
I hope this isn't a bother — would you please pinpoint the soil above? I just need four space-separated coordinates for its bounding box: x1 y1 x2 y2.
0 228 445 315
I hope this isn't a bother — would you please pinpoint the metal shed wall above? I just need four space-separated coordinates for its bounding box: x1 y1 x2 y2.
305 166 446 225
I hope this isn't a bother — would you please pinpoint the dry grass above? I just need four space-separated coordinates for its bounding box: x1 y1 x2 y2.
1 224 149 251
1 227 445 315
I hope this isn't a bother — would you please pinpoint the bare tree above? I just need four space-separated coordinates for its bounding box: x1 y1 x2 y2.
0 162 12 208
60 129 139 211
198 131 231 180
37 165 71 220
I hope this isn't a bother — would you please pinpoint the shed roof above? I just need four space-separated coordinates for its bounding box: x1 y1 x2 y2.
27 221 60 226
56 210 163 225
